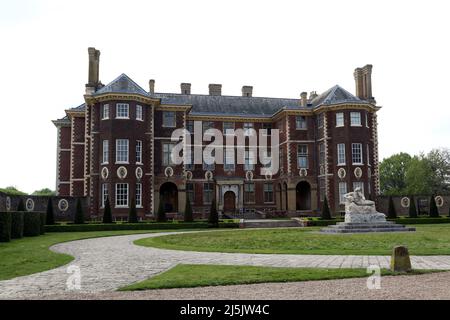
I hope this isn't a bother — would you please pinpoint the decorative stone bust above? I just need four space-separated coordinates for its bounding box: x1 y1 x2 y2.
343 187 386 223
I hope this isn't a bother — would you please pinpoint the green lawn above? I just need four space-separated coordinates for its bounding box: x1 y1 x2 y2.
135 224 450 256
120 264 434 291
0 230 179 281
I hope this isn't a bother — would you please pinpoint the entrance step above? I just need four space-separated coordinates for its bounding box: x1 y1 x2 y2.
320 221 416 234
241 219 301 228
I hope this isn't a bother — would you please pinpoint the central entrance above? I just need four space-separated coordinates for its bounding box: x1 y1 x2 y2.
159 182 178 213
296 181 311 211
223 191 236 213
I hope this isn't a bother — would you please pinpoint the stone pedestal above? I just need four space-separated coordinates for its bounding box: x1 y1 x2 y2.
390 246 412 272
321 221 416 234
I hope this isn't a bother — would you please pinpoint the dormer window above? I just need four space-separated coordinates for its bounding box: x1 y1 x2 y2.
116 103 129 119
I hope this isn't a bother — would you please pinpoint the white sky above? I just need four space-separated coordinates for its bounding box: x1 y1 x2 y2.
1 0 449 193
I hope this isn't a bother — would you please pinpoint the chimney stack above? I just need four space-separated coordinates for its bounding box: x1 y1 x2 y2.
181 83 191 95
149 79 155 95
208 84 222 96
309 91 318 100
354 64 375 103
86 47 101 94
242 86 253 97
300 92 308 107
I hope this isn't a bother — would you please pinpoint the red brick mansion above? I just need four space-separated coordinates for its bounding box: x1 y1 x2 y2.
53 48 381 219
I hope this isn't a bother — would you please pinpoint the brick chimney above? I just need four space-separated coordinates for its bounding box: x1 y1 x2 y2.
354 64 375 103
181 83 191 95
208 84 222 96
300 92 308 107
149 79 155 95
242 86 253 97
86 47 101 94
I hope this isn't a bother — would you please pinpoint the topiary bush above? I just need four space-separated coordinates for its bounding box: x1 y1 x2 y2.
156 199 167 222
128 198 138 223
408 195 418 218
321 196 332 220
74 198 85 224
0 212 12 242
39 212 46 234
23 212 42 237
17 198 25 211
387 196 397 219
184 197 193 222
208 198 219 227
46 198 55 225
102 197 113 224
11 211 24 239
429 195 440 218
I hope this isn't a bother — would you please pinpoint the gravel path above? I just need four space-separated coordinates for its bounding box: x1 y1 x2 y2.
1 231 450 299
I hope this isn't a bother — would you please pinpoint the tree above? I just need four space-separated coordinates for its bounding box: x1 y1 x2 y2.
128 198 138 223
321 196 332 220
208 198 219 227
387 196 397 219
0 186 26 196
32 188 56 196
156 199 167 222
102 197 113 223
429 195 440 218
184 197 193 222
380 153 412 196
405 156 434 195
17 198 25 211
426 148 450 195
74 198 84 224
46 198 55 225
408 196 418 218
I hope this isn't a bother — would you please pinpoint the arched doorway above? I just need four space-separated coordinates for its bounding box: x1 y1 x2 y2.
296 181 311 210
223 191 236 213
159 182 178 213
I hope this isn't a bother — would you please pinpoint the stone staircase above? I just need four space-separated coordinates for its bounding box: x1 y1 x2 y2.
240 219 302 228
321 221 416 234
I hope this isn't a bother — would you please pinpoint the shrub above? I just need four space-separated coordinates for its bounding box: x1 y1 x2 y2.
184 197 193 222
208 198 219 227
128 198 138 223
74 198 85 224
23 212 42 237
388 217 450 225
429 195 440 218
103 197 113 224
39 212 46 234
17 198 25 211
11 211 24 239
156 199 167 222
321 196 332 220
46 198 55 225
408 195 418 218
0 212 12 242
387 196 397 219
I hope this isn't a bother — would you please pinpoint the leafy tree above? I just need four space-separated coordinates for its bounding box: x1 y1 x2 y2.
46 198 55 225
387 196 397 219
102 197 113 223
405 156 434 195
380 153 412 195
408 195 418 218
321 196 332 220
184 197 193 222
17 198 25 211
208 198 219 227
32 188 56 196
156 199 167 222
429 195 440 218
128 198 138 223
426 148 450 195
74 198 84 224
0 186 26 196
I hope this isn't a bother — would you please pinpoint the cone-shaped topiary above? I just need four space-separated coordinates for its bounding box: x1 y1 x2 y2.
321 196 332 220
17 198 25 211
387 196 397 219
102 197 113 223
156 199 167 222
46 198 55 225
429 195 440 218
73 198 85 224
184 197 193 222
408 196 418 218
208 198 219 227
128 197 138 223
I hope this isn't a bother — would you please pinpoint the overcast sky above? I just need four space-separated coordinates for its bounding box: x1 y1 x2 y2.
1 0 449 193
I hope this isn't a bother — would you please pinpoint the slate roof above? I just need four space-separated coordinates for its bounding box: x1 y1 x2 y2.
59 75 368 121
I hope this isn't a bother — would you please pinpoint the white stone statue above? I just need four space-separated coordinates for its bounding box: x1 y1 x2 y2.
343 187 386 223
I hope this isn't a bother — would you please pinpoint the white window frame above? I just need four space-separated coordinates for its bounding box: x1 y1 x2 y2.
352 143 363 165
162 111 176 127
338 182 347 204
116 139 129 164
102 140 109 164
223 122 235 136
136 183 142 208
336 112 344 127
367 144 370 166
244 150 255 171
296 116 307 129
243 122 254 136
224 148 235 171
203 183 214 204
136 105 143 121
116 103 129 119
244 183 255 203
353 182 364 195
162 143 175 166
297 144 308 169
337 143 346 165
101 183 108 208
350 112 361 127
102 104 109 120
264 183 274 203
136 140 143 164
115 183 129 208
365 112 369 128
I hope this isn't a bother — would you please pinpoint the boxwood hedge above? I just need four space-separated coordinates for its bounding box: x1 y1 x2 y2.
0 212 12 242
23 212 43 237
11 211 24 239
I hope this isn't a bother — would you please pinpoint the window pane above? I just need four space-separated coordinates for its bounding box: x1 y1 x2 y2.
102 140 109 163
163 112 176 127
336 113 344 127
296 116 307 129
116 103 129 118
115 183 128 207
136 183 142 207
136 105 143 121
116 139 129 163
352 143 362 164
339 182 347 204
136 141 142 163
337 143 346 165
350 112 361 126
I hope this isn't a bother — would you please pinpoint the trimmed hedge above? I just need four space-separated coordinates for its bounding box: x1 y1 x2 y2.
23 212 43 237
389 217 450 225
39 212 46 235
11 211 24 239
45 221 239 232
305 219 343 227
0 212 12 242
